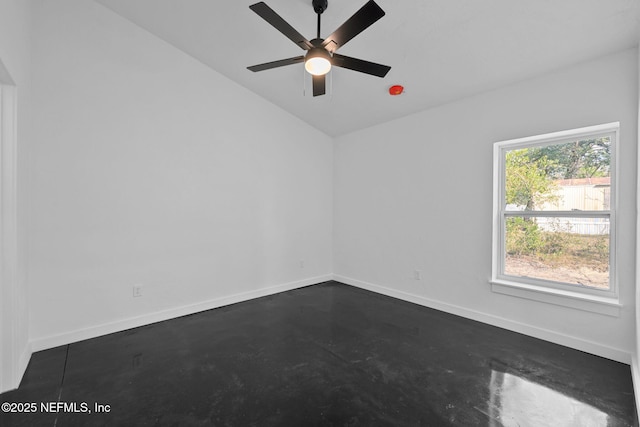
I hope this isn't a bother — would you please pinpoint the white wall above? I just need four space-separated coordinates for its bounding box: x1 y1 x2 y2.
0 0 33 392
28 0 333 349
334 48 638 362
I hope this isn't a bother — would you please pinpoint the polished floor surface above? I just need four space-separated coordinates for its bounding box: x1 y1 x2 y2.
1 281 637 426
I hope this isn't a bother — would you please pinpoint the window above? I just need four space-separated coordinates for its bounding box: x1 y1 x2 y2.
492 123 620 314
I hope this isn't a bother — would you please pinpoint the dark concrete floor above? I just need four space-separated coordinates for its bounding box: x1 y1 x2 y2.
1 281 637 426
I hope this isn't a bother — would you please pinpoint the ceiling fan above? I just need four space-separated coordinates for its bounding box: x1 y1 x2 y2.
247 0 391 97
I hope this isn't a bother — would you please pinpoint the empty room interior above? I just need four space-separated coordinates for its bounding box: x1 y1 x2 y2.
1 0 640 425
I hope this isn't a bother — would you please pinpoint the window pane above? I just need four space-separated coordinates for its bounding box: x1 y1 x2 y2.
504 216 609 289
504 137 611 211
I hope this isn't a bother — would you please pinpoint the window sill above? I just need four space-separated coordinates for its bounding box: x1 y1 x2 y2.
490 279 621 317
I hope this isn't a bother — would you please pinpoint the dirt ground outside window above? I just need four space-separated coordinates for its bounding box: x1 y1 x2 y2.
505 255 608 289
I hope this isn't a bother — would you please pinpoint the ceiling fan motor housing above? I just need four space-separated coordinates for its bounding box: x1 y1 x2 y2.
313 0 328 14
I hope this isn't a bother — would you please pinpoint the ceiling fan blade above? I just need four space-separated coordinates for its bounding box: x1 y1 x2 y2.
249 2 313 50
322 0 385 52
332 53 391 77
247 56 305 72
312 74 326 97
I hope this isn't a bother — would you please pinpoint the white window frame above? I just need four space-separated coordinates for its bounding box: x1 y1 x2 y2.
491 123 621 316
0 79 22 391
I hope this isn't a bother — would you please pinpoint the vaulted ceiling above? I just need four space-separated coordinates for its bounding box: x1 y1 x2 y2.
96 0 640 137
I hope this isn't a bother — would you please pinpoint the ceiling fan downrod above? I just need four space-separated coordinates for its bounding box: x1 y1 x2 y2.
313 0 328 38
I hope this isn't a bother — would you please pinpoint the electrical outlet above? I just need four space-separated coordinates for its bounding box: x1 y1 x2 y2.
133 284 143 297
414 270 421 280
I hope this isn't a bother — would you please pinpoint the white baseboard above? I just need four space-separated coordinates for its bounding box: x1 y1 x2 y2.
631 354 640 422
30 275 332 352
333 274 632 364
23 273 635 373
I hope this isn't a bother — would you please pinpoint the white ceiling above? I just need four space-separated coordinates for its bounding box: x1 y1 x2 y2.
96 0 640 137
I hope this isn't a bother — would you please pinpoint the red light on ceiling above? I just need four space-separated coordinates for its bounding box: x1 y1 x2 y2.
389 85 404 96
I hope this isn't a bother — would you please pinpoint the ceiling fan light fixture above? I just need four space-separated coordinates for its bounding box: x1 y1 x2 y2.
304 47 332 76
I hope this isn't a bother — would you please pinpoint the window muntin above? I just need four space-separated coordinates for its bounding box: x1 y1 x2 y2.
494 123 617 297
